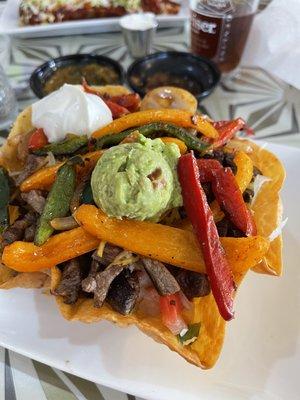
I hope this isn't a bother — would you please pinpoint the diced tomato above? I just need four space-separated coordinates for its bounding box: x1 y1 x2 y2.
28 128 48 151
159 293 187 335
109 93 141 113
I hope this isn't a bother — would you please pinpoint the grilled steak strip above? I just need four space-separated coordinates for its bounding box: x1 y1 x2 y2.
14 154 47 185
24 224 37 242
54 259 82 304
21 190 46 214
82 245 122 293
142 258 180 295
106 270 140 315
2 211 37 246
82 257 100 293
92 244 122 265
167 265 211 300
94 263 130 308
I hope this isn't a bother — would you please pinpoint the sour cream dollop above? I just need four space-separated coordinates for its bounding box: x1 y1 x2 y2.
31 84 112 143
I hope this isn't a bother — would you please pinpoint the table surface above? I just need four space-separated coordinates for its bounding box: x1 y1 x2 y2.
0 7 299 400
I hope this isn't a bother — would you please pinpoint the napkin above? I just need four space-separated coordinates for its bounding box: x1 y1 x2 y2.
242 0 300 89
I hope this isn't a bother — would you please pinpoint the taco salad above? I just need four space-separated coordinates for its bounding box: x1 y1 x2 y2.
0 83 285 368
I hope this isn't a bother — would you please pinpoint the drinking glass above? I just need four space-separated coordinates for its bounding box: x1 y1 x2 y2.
0 64 18 130
190 0 259 73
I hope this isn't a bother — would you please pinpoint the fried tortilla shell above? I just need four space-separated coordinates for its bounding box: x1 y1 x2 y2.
51 235 269 369
227 139 285 276
0 263 50 289
0 85 131 289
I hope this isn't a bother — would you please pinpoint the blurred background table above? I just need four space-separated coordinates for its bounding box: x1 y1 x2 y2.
1 24 299 148
0 1 299 399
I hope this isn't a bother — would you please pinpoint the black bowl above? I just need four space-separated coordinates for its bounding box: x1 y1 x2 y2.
30 53 125 98
127 51 220 100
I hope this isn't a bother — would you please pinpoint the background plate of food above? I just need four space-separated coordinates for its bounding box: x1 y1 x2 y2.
0 0 188 38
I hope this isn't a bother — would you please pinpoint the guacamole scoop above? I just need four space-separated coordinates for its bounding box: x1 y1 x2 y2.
91 135 182 221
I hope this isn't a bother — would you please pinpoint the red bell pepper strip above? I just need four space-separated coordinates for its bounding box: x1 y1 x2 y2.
197 158 257 236
178 152 235 321
82 79 130 118
103 99 130 118
108 93 141 113
212 118 246 148
211 167 257 236
159 293 187 335
197 159 222 182
28 128 48 151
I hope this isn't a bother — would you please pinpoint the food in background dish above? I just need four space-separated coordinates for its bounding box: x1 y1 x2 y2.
43 63 120 95
140 86 198 114
19 0 180 25
131 71 204 96
0 83 284 368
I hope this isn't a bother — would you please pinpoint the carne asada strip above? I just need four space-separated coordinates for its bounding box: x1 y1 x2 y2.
167 265 211 300
92 244 122 265
142 258 180 296
54 258 82 304
106 270 140 315
2 211 37 247
21 190 46 214
93 264 129 307
81 258 100 293
14 154 48 185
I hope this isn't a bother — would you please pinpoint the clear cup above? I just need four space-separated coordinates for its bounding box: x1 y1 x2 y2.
120 13 158 59
190 0 259 73
0 64 18 130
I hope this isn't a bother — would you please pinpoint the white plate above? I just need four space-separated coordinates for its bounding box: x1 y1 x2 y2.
0 142 299 400
0 0 189 38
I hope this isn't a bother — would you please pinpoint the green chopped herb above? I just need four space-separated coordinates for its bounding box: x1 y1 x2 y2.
178 323 201 346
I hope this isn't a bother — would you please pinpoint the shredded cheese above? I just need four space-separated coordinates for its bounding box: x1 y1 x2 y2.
269 218 288 242
251 175 272 205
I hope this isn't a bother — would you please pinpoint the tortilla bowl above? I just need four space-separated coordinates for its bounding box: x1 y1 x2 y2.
51 233 268 369
0 84 284 368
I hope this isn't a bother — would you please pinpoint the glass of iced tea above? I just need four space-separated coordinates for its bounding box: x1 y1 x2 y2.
190 0 259 73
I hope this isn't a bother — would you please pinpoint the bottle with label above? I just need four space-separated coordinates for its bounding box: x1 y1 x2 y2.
190 0 259 73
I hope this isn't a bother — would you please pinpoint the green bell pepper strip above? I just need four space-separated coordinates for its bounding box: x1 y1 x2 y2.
94 123 210 154
32 135 88 156
0 167 10 233
34 160 76 246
